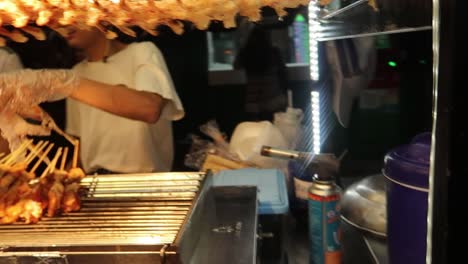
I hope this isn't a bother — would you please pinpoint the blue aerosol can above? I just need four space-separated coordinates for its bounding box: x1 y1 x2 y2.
308 156 342 264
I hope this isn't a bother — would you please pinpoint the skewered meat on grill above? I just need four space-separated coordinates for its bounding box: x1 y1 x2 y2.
0 138 84 224
0 169 34 219
0 164 27 192
46 171 66 217
62 182 81 213
58 168 84 213
1 185 44 224
0 0 311 44
67 167 85 183
61 168 84 213
0 168 84 223
0 143 84 223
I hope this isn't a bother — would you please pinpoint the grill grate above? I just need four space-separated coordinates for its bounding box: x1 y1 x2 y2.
0 172 205 248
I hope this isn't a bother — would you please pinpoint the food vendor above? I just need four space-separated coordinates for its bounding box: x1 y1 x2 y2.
0 27 185 174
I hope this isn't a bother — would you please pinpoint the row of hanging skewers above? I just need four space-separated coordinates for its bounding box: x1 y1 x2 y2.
0 0 312 45
0 139 85 224
0 0 384 45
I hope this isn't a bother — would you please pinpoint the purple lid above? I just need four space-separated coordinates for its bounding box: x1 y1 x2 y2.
384 133 431 189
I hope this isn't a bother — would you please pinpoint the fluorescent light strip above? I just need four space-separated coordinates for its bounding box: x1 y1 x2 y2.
309 4 321 153
308 3 320 81
311 91 321 154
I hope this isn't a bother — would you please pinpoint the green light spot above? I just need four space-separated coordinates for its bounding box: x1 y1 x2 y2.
295 14 306 22
419 60 427 65
388 61 397 67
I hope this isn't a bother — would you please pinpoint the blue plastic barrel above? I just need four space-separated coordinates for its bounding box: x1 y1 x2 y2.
383 133 430 264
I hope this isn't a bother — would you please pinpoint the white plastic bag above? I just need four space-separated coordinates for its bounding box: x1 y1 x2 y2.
273 107 303 149
230 121 288 169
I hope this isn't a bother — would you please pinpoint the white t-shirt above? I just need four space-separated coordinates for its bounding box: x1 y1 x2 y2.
66 42 184 173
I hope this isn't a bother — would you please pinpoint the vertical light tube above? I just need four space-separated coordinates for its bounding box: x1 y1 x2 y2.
309 3 321 154
308 3 320 81
311 91 321 154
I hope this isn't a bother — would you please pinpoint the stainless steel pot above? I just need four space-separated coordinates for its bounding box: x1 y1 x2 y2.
341 174 387 237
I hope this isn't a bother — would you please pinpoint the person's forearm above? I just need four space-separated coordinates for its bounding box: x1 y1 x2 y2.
69 78 164 123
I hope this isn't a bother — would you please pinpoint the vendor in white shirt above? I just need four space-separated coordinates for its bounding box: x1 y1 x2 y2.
0 28 185 174
65 27 184 174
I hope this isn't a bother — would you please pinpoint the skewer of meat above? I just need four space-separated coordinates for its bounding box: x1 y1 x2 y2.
1 184 44 224
62 182 81 213
0 140 37 198
61 148 84 213
62 169 84 213
1 143 58 223
19 25 46 41
2 141 48 224
0 140 33 166
0 170 34 222
0 142 52 221
0 137 85 224
0 0 310 41
0 28 28 43
44 148 65 217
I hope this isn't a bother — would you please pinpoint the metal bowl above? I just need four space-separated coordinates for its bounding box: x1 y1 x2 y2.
341 174 387 237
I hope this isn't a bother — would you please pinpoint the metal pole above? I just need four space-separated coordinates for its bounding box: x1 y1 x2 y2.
427 0 452 263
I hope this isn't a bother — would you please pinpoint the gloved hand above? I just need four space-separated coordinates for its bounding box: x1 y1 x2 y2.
0 110 52 151
0 69 80 113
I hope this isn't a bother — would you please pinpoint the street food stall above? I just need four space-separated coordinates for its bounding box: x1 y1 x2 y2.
0 0 455 263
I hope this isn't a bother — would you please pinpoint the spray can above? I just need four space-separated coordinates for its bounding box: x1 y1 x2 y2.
261 146 342 230
308 175 342 264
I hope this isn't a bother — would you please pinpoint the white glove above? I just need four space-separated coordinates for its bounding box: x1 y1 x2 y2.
0 110 52 151
0 69 80 113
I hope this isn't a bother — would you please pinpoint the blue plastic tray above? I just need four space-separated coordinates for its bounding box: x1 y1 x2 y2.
213 168 289 215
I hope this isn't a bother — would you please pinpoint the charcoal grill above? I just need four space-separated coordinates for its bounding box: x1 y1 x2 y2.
0 172 208 263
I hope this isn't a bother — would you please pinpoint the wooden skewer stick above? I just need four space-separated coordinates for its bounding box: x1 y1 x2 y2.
4 140 33 165
51 147 63 171
24 141 48 165
51 127 79 168
26 140 44 152
60 147 69 171
72 141 79 168
49 123 75 146
0 154 11 164
11 139 33 156
40 147 62 179
30 143 54 174
48 121 79 168
24 140 50 165
23 141 44 164
31 144 52 167
0 140 30 164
